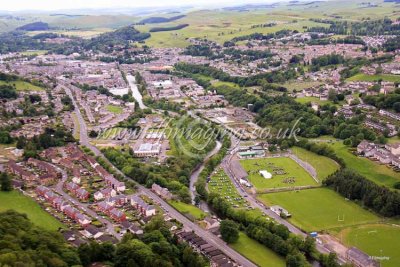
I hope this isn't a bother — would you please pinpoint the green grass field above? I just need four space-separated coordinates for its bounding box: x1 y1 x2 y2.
281 81 322 92
340 224 400 267
212 80 240 88
20 50 48 56
240 157 318 190
0 191 64 231
0 80 44 91
168 200 206 220
106 105 123 114
259 188 380 232
314 137 400 187
295 96 329 105
346 73 400 83
291 147 339 180
230 232 285 267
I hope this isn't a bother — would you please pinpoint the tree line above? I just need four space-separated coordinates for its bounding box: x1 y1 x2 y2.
324 169 400 217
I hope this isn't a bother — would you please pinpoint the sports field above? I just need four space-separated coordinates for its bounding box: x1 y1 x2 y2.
0 191 64 231
0 80 44 91
230 232 285 267
291 147 339 180
314 137 400 188
339 224 400 267
259 188 380 232
240 157 318 190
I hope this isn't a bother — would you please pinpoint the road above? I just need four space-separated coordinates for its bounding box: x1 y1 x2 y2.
52 163 120 240
189 140 222 204
64 83 257 267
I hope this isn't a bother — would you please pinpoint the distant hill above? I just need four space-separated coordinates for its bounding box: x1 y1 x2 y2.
16 22 49 31
83 26 150 52
139 15 185 24
149 24 189 32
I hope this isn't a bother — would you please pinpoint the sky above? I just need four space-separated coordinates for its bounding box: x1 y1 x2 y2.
1 0 282 11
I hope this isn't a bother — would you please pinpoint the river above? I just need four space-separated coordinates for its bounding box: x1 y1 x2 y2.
127 74 147 109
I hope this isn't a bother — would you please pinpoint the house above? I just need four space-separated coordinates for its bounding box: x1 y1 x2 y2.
94 188 117 201
120 221 144 235
109 208 126 222
82 225 104 239
346 247 379 267
75 188 90 200
97 201 114 213
75 213 92 227
374 149 392 164
385 143 400 156
64 206 78 219
65 182 80 193
203 217 220 230
36 185 49 196
38 173 56 185
106 194 127 206
357 140 377 156
152 183 173 200
27 158 59 177
7 160 36 182
130 196 156 217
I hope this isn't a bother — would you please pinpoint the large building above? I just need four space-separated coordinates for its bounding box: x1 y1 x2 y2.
133 143 161 157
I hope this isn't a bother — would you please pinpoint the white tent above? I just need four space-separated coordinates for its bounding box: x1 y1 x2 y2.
259 170 272 179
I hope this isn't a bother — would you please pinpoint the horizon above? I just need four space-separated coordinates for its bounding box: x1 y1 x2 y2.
0 0 299 12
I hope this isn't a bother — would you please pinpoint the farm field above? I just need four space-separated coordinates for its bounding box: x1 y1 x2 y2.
259 188 380 232
339 224 400 267
0 191 64 231
0 80 44 91
135 10 330 48
240 157 318 190
346 73 400 83
26 28 113 38
168 200 206 220
291 147 339 180
106 105 123 114
314 137 400 187
230 232 285 267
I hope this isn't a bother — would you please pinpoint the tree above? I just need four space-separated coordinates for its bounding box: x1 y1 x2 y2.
220 220 239 243
0 131 13 144
0 172 12 191
89 130 98 138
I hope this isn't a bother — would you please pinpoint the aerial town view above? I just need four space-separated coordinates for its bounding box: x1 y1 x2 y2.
0 0 400 266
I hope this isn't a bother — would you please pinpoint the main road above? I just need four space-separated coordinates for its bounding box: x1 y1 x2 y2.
63 82 257 267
